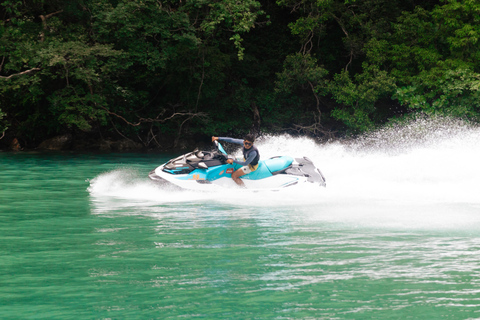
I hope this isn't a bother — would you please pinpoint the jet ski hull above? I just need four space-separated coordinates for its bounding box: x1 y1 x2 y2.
148 143 326 191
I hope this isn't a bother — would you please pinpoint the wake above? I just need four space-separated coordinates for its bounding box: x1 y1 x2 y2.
88 115 480 228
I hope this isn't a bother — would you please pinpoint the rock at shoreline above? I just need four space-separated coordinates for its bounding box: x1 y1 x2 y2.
36 135 144 152
11 138 22 151
98 139 143 151
38 135 72 151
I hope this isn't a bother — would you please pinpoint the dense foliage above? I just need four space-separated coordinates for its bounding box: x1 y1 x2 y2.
1 0 479 149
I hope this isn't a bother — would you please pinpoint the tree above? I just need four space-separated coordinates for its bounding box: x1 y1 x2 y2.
275 53 331 136
0 0 267 148
0 109 7 139
275 0 409 134
328 65 396 132
376 0 480 120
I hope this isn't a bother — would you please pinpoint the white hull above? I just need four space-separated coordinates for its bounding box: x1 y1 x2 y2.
151 162 322 191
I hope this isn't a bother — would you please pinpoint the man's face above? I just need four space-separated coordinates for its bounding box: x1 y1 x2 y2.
243 140 253 149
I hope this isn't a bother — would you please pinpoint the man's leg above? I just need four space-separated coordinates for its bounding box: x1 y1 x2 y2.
231 168 246 188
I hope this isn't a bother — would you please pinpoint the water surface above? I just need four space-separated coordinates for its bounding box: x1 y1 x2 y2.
2 118 480 319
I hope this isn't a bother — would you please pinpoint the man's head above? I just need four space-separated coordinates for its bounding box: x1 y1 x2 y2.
243 134 255 149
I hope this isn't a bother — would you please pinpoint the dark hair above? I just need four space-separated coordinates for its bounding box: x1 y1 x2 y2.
244 134 255 143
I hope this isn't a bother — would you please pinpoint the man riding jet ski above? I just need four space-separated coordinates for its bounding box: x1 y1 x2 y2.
148 137 326 191
212 134 259 188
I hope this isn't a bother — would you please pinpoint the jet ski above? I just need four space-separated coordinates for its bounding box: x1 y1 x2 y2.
148 141 326 191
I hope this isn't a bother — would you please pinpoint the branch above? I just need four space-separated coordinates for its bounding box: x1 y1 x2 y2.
173 116 193 148
0 56 5 73
0 68 41 80
292 112 336 140
39 10 63 42
146 127 161 147
102 107 208 148
308 81 321 115
102 106 208 127
195 48 206 113
300 30 315 55
331 14 349 37
0 131 5 140
345 48 354 72
251 102 261 134
331 14 354 72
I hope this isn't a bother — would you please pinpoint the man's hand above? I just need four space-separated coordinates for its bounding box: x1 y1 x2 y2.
212 136 218 142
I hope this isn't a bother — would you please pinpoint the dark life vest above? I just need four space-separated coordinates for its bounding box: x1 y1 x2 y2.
243 145 260 166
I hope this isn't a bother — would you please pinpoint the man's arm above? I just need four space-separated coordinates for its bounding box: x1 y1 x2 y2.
218 137 244 145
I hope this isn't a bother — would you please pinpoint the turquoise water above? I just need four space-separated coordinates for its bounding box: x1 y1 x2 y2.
2 123 480 319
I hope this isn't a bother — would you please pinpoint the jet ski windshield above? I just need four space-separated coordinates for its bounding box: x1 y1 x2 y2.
216 141 228 156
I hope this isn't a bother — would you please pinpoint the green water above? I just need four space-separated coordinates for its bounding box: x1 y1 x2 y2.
2 151 480 319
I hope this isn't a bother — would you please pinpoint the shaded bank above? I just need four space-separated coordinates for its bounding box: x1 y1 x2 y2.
1 0 479 150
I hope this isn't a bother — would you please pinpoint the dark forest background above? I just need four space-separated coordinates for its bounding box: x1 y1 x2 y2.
1 0 479 150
